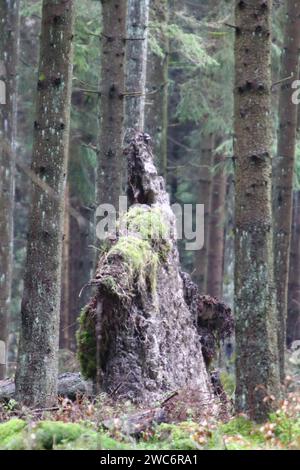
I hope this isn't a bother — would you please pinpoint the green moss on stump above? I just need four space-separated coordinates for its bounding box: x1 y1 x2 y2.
76 206 171 381
76 306 96 380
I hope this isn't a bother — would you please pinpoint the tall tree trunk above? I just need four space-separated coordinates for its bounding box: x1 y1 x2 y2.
96 0 127 208
145 0 169 178
222 175 235 307
194 134 214 293
60 185 70 350
206 147 226 299
287 191 300 346
272 0 300 382
15 0 75 407
125 0 150 132
0 0 20 380
68 199 94 352
234 0 280 422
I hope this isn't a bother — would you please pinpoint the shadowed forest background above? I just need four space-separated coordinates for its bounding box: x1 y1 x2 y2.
0 0 299 451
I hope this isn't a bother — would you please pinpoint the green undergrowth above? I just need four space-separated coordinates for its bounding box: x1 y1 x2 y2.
0 412 299 450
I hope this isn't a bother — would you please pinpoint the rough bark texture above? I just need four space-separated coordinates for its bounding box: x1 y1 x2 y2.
145 0 169 178
206 146 226 299
0 0 20 380
234 0 280 421
125 0 150 132
78 133 215 410
15 0 75 407
194 135 214 293
97 0 127 208
60 186 70 350
287 191 300 346
272 0 300 382
181 272 233 369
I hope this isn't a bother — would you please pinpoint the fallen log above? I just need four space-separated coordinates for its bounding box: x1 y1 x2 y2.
0 372 93 402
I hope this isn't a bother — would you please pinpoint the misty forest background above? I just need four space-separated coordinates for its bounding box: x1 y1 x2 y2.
0 0 300 451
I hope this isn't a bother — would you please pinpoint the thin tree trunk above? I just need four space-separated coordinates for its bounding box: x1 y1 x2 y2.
60 185 70 350
0 0 20 380
272 0 300 382
15 0 75 407
206 147 226 299
68 199 94 352
145 0 169 178
194 135 214 293
234 0 280 422
223 177 235 302
125 0 150 132
287 191 300 346
96 0 127 209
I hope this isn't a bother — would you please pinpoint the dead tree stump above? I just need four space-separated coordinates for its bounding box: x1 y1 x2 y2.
77 133 215 409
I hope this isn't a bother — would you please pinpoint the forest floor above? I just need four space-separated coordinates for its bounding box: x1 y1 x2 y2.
0 387 299 450
1 350 299 451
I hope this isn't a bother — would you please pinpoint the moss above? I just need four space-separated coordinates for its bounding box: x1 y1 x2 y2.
208 416 265 450
220 371 235 397
142 422 200 450
76 306 96 380
0 419 26 448
269 410 300 445
109 236 159 293
34 421 86 450
220 416 257 436
1 416 299 450
1 421 97 450
123 206 169 242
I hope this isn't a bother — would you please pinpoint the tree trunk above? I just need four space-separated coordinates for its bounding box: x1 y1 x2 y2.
68 199 94 352
145 0 169 178
206 146 226 299
96 0 127 208
60 185 70 350
0 0 20 380
234 0 280 422
125 0 150 132
272 0 300 382
78 133 214 411
194 135 214 293
223 175 235 307
287 191 300 346
15 0 75 407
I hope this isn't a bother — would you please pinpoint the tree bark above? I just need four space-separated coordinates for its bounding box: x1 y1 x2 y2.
15 0 75 407
96 0 127 208
145 0 169 178
194 134 213 293
0 0 20 380
125 0 150 132
287 191 300 346
234 0 280 422
206 146 226 299
60 185 70 350
272 0 300 382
